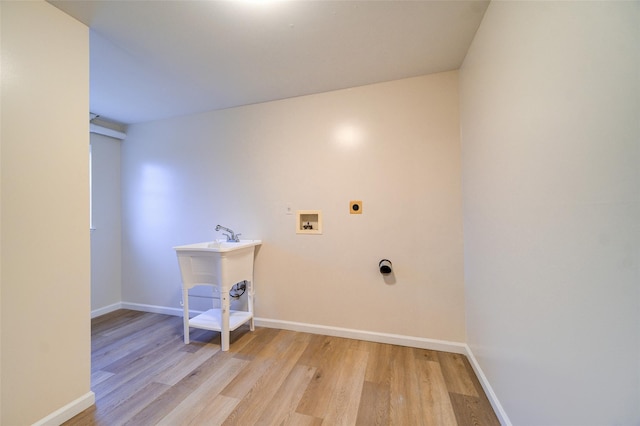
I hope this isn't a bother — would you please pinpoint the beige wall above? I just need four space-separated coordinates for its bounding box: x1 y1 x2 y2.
122 71 466 342
0 2 92 424
460 1 639 424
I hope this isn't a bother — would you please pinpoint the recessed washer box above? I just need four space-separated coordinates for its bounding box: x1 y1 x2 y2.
296 210 322 234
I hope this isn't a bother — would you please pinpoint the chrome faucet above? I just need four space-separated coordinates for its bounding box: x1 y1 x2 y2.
215 225 241 242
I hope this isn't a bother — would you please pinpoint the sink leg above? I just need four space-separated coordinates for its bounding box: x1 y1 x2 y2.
220 290 230 351
248 279 255 331
182 287 190 344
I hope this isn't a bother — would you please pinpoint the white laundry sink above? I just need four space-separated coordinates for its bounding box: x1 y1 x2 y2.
174 239 262 252
174 239 262 351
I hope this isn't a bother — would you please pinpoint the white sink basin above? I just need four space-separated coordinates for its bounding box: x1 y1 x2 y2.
174 238 262 351
174 239 262 253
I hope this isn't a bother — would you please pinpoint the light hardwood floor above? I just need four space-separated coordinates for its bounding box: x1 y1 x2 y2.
64 310 499 425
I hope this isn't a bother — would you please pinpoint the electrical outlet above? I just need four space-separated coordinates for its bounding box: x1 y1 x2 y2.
350 200 362 214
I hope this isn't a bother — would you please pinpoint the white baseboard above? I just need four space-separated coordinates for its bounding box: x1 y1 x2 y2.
254 317 468 355
464 344 511 426
32 391 95 426
92 301 205 319
114 303 467 354
91 302 122 318
120 301 186 317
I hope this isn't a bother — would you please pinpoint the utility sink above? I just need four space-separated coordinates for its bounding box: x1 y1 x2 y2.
174 239 262 351
174 239 262 252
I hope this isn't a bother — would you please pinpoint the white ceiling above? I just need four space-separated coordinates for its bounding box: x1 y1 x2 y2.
49 0 489 125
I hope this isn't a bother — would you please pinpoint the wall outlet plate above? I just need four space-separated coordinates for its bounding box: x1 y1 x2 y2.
350 200 362 214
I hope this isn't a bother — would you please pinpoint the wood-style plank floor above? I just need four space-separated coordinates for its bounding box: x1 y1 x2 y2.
64 310 499 425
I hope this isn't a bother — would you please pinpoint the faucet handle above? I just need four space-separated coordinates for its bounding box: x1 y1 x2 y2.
235 233 242 242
